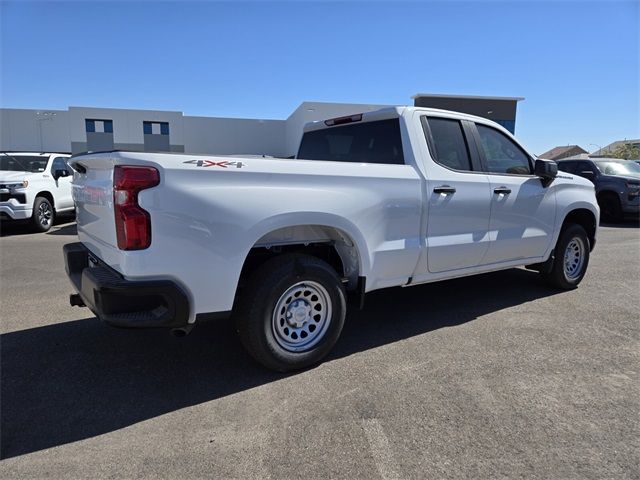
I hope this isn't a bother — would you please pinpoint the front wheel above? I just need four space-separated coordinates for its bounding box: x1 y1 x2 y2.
31 196 54 232
599 193 623 223
542 224 590 289
234 253 347 372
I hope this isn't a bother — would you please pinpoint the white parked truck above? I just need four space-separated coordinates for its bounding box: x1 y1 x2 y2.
1 152 75 232
64 107 599 371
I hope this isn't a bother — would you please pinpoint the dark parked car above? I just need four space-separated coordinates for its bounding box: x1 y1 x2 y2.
557 158 640 222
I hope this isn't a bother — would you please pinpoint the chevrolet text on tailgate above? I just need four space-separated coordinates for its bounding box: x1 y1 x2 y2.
64 107 599 371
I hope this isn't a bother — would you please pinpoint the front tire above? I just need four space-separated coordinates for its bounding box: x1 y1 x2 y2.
542 224 590 289
599 193 623 223
31 196 54 232
234 253 347 372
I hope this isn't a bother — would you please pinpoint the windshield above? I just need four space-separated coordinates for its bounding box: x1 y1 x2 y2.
0 155 48 172
595 161 640 177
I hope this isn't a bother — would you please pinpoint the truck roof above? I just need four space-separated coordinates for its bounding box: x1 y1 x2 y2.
302 106 513 134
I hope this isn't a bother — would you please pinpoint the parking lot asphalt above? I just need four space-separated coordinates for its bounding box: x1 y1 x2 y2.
0 220 639 479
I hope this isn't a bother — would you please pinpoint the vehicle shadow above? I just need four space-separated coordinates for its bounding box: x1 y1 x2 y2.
1 268 560 459
0 218 76 237
46 222 77 236
600 218 640 228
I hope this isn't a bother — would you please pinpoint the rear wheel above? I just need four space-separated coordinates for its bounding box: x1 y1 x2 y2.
234 253 347 372
542 224 590 289
598 192 623 223
31 196 54 232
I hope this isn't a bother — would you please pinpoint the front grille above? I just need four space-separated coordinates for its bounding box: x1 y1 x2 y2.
0 193 27 203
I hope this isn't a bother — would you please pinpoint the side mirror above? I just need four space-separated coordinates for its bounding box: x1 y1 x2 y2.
534 159 558 187
53 169 70 180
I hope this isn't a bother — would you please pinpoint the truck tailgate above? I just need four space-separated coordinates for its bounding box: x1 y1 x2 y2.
70 153 123 270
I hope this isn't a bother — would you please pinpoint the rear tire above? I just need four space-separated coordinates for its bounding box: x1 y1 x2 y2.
31 197 54 232
234 253 347 372
598 192 623 223
542 224 590 290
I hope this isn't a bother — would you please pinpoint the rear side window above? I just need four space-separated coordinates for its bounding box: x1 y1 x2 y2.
557 161 576 173
424 117 472 171
297 119 404 165
476 125 532 175
577 161 596 173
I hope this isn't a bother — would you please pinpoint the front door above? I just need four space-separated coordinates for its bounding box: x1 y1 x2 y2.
50 156 74 210
472 124 556 264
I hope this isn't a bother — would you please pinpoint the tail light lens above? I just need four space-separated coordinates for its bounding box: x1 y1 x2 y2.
113 166 160 250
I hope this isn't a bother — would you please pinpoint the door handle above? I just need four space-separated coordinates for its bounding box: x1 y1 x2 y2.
493 187 512 194
433 185 456 194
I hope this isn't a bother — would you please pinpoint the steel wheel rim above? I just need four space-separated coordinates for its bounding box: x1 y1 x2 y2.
563 236 585 281
38 202 52 227
272 280 332 352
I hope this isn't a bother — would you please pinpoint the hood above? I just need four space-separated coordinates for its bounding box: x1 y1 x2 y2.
605 174 640 182
0 170 34 182
557 172 594 188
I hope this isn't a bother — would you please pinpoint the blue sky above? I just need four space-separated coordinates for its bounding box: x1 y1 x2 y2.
1 0 638 154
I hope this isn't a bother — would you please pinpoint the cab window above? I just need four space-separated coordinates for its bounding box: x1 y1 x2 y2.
476 124 532 175
297 119 405 165
424 117 472 171
51 157 71 175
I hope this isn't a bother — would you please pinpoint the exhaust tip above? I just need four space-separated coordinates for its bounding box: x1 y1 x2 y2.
171 328 188 338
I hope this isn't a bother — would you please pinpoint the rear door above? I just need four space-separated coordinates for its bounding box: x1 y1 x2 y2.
573 160 599 184
471 123 556 264
557 161 577 174
413 115 492 275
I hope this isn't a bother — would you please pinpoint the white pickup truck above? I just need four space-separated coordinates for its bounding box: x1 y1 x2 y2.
1 152 75 231
64 107 599 371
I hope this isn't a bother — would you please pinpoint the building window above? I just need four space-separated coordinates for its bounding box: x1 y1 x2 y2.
85 119 114 152
86 119 113 133
143 121 170 152
143 121 169 135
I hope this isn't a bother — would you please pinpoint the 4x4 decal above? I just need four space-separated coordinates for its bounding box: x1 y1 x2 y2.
183 159 246 168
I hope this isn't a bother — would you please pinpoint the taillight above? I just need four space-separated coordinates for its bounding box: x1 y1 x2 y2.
113 165 160 250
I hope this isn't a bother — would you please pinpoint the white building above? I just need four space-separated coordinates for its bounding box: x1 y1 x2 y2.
0 95 523 157
0 102 389 158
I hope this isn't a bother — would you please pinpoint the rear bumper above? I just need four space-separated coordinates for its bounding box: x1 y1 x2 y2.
63 242 190 329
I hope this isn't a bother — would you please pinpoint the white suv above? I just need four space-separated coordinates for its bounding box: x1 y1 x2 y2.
0 152 75 232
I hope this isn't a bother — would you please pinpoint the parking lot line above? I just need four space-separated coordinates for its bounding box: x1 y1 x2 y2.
362 418 401 480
